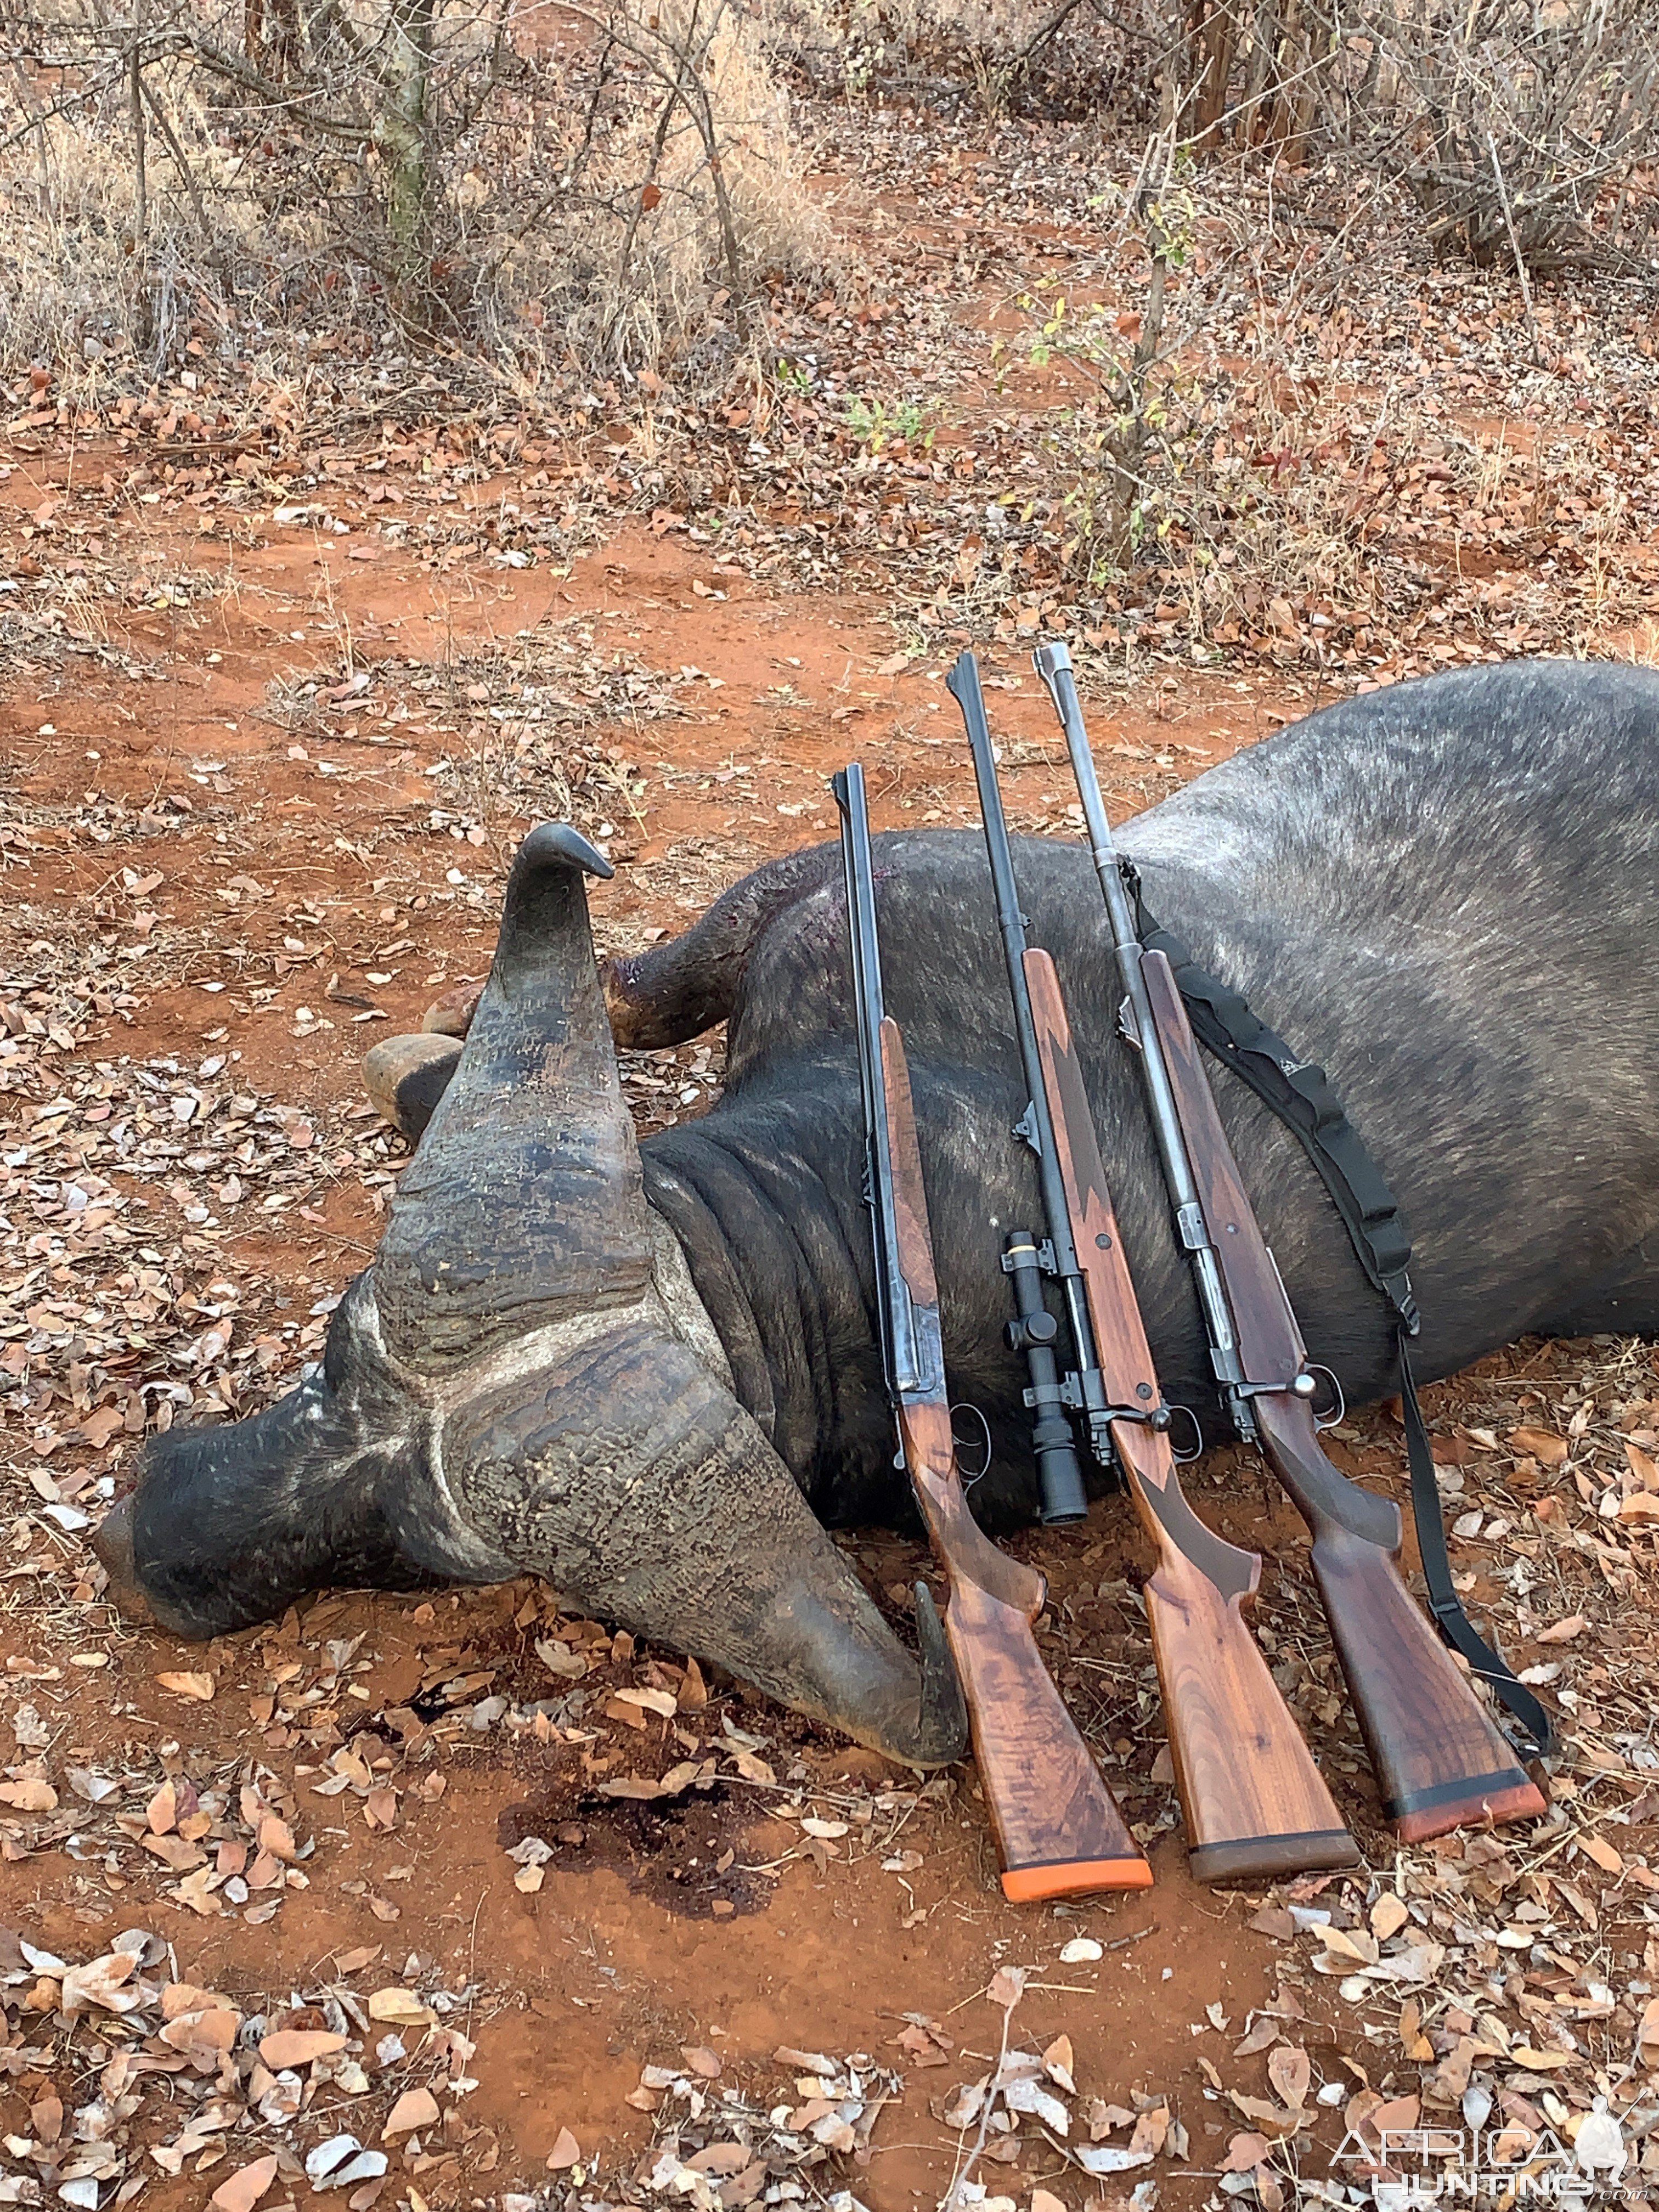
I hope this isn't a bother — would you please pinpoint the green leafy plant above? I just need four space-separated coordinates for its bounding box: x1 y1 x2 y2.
1024 169 1200 577
843 393 933 453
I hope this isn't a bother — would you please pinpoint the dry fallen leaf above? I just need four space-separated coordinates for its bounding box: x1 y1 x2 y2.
1229 2092 1299 2138
1579 1832 1623 1875
364 1786 399 1829
1130 2103 1170 2157
612 1685 678 1719
257 1813 297 1862
1267 2045 1311 2113
1370 1893 1410 1941
688 2146 750 2177
1316 1924 1378 1965
1042 2033 1075 2093
547 2127 582 2171
142 1832 205 1872
258 2029 347 2068
726 1749 775 1786
0 1778 56 1812
987 1965 1026 2010
367 1987 437 2027
210 2155 280 2212
60 1953 143 2015
156 1670 215 1701
173 1866 221 1916
1510 1427 1569 1466
1073 2145 1154 2176
1224 2132 1273 2173
384 2086 441 2138
1536 1615 1588 1644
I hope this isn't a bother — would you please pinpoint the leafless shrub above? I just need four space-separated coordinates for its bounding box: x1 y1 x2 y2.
0 0 832 387
481 2 833 382
1179 0 1333 157
1322 0 1659 273
1167 0 1659 271
758 0 1171 121
1007 129 1643 658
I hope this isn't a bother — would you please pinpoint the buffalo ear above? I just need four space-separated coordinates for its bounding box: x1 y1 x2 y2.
374 824 653 1374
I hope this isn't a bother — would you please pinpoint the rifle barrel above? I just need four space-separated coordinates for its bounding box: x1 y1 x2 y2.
947 651 1097 1519
834 764 936 1402
1032 640 1253 1427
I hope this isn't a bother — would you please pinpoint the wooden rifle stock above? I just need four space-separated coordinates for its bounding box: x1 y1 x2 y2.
1138 952 1547 1839
879 1020 1153 1898
1024 953 1358 1882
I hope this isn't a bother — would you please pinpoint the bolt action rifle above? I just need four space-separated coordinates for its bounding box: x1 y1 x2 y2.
1032 639 1547 1842
950 653 1359 1884
834 762 1153 1900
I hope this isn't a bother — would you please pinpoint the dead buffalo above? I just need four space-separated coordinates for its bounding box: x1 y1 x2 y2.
96 660 1659 1768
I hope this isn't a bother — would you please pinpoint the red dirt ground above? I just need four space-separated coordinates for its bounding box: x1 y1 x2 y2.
0 434 1653 2212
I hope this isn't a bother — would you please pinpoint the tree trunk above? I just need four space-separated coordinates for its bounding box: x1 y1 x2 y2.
375 0 437 309
128 22 153 352
1268 0 1305 155
1188 0 1238 150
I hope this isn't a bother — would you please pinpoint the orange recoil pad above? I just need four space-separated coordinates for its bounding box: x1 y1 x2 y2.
1001 1857 1155 1903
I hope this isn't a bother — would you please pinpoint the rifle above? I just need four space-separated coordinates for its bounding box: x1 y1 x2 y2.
950 654 1359 1884
833 763 1152 1900
1034 640 1548 1842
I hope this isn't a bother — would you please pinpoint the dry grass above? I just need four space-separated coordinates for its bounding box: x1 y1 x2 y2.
0 71 319 380
0 0 834 390
479 1 835 385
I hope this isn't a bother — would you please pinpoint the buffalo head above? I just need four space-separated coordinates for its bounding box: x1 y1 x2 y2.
95 826 964 1769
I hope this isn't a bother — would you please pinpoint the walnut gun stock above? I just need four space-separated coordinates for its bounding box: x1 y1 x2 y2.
1023 952 1360 1881
1140 954 1547 1839
834 763 1152 1900
1034 634 1545 1843
951 647 1357 1882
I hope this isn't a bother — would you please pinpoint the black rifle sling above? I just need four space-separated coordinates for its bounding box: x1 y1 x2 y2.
1125 866 1553 1757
